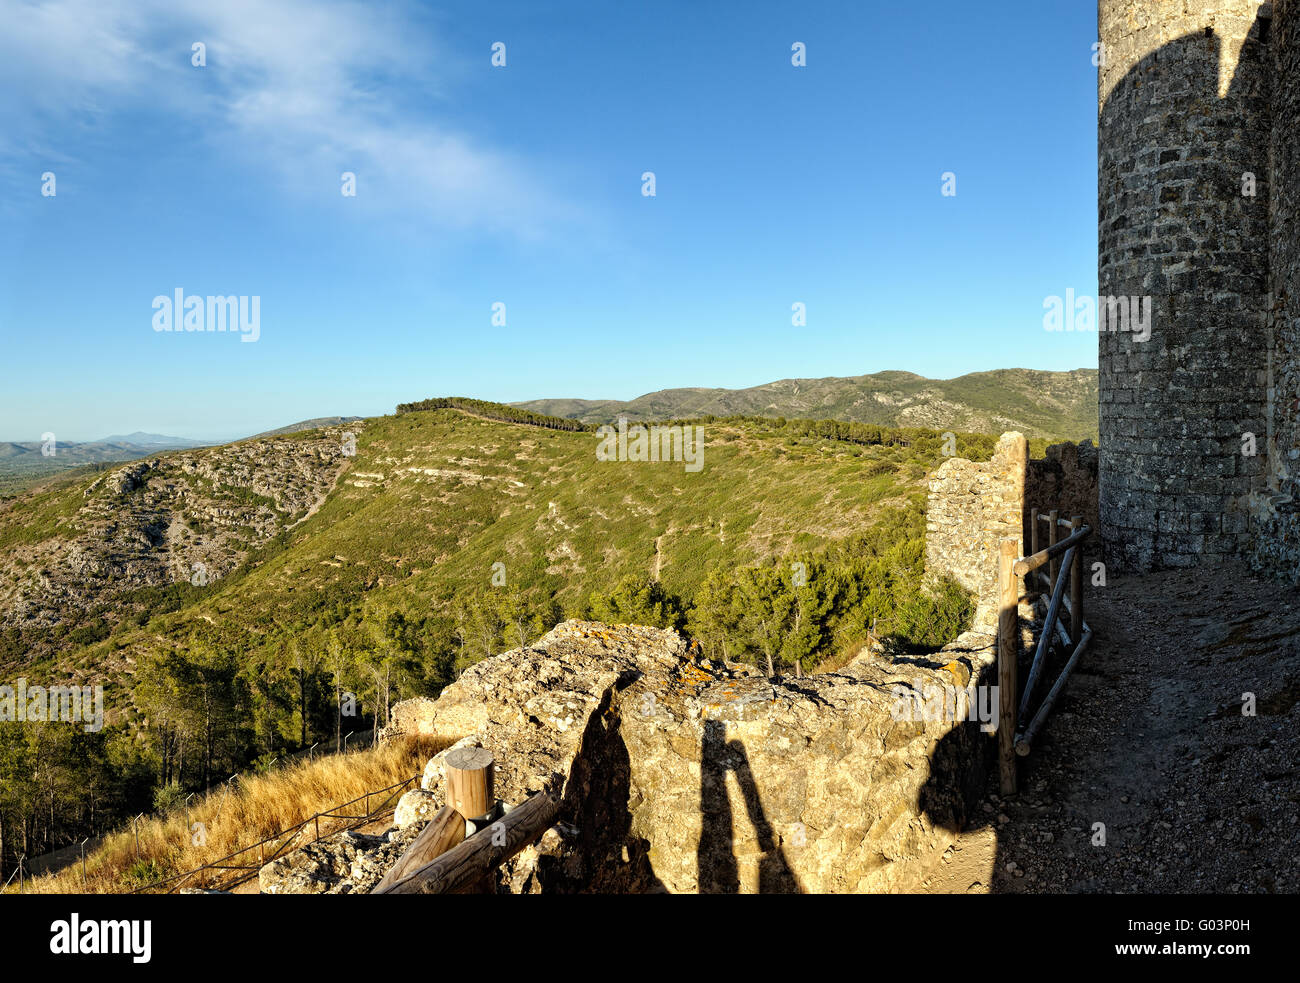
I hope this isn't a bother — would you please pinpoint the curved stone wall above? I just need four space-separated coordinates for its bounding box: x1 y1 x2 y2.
1097 0 1271 571
1254 0 1300 580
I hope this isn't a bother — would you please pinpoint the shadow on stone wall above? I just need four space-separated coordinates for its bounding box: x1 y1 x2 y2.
551 682 667 893
697 719 802 893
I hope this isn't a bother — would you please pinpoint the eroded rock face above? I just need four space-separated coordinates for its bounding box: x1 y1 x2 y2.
375 619 996 894
0 424 358 644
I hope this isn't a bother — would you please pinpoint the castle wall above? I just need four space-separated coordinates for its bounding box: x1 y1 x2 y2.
925 433 1027 631
1024 440 1100 549
375 621 999 895
927 435 1100 625
1097 0 1271 571
1254 0 1300 581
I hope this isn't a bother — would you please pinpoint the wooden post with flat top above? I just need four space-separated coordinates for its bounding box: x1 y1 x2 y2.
377 792 560 895
445 747 495 822
998 537 1019 795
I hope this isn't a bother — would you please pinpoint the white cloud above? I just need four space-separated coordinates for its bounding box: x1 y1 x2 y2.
0 0 565 235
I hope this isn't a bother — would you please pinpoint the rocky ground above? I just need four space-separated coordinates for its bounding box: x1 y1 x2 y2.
949 561 1298 894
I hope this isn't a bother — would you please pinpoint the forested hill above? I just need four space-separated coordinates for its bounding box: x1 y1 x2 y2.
514 368 1099 441
0 399 1047 871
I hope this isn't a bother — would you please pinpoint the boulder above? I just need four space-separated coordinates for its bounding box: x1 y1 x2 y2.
393 788 439 828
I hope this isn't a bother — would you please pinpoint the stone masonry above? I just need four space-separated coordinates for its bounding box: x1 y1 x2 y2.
1024 439 1101 553
1098 0 1300 579
357 621 1001 894
927 433 1099 627
925 433 1027 631
1255 0 1300 578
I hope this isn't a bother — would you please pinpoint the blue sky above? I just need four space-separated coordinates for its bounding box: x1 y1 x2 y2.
0 0 1099 442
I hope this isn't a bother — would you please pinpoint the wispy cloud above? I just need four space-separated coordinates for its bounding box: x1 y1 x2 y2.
0 0 567 235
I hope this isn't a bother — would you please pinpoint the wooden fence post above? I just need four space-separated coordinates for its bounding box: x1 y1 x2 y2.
1070 514 1084 646
445 748 495 821
1028 508 1040 596
998 537 1019 796
377 792 560 895
1047 509 1060 588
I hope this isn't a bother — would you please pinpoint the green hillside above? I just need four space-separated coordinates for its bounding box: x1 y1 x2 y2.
9 407 999 673
516 367 1099 441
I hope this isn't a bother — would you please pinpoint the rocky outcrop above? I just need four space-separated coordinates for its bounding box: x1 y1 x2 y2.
326 619 998 895
258 824 423 895
106 460 158 495
0 424 359 643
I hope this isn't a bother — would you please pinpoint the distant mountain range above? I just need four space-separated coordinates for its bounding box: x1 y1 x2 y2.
1 369 1097 496
515 368 1099 440
0 434 211 494
0 419 360 495
97 432 212 449
0 434 208 464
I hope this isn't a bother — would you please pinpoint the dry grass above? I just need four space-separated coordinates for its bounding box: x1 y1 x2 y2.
20 735 445 895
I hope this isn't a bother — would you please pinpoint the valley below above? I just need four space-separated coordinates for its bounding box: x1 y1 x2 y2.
0 390 1067 890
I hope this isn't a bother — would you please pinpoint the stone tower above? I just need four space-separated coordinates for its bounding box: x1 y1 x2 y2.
1096 0 1275 572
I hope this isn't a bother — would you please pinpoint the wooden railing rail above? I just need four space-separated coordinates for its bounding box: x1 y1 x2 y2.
376 791 560 895
1014 523 1091 577
1018 544 1077 720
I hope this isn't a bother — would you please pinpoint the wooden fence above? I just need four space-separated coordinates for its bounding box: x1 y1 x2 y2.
139 747 558 894
131 773 420 894
996 510 1094 794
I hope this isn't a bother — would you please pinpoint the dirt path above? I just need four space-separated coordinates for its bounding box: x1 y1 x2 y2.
947 561 1300 894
